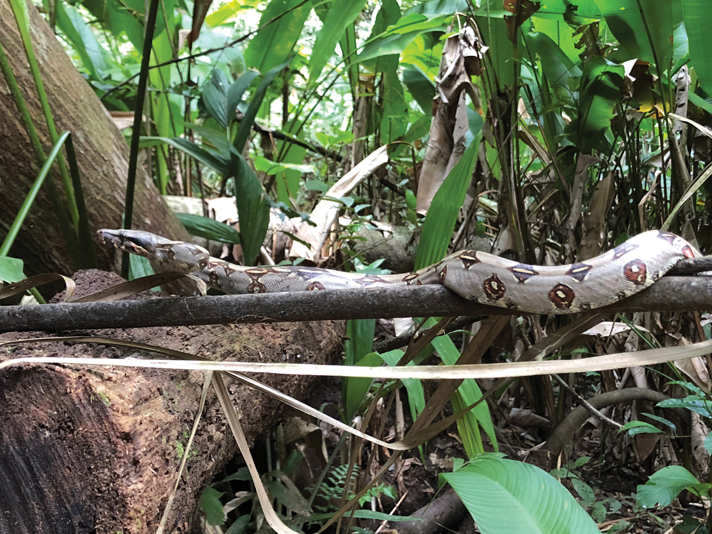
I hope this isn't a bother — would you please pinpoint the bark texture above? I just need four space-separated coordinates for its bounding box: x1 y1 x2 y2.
0 0 189 278
0 271 345 534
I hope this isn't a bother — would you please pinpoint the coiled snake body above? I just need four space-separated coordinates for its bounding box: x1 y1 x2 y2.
99 229 696 314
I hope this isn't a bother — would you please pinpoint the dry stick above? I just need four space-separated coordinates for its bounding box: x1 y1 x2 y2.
551 374 622 430
1 276 712 333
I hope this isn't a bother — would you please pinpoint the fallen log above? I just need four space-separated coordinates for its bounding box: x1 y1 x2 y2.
0 271 345 534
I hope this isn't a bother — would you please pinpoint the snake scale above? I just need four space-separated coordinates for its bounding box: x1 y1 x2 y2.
99 229 697 314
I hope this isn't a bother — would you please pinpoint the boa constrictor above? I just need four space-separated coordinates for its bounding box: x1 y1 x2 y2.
99 229 696 314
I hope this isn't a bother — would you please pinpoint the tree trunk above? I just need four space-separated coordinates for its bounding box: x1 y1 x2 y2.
0 0 188 278
0 270 345 534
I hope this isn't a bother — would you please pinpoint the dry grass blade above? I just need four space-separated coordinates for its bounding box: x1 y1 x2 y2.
0 273 75 301
71 273 188 302
156 371 212 534
3 336 712 379
211 373 301 534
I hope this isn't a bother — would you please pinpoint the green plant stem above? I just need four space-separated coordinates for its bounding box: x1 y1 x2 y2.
0 132 72 257
0 39 79 266
9 0 80 229
121 0 161 279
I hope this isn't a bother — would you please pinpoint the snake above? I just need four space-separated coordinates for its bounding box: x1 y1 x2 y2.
98 229 697 314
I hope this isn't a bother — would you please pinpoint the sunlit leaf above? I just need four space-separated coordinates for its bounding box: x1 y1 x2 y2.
637 466 700 508
443 458 600 533
308 0 368 84
244 0 310 72
176 213 240 244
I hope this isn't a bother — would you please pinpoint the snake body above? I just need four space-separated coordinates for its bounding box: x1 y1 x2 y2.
99 229 696 314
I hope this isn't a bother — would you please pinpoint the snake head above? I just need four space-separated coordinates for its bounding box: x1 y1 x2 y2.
98 229 163 259
98 229 209 274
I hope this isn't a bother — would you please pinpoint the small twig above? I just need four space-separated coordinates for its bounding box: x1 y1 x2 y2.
552 374 622 430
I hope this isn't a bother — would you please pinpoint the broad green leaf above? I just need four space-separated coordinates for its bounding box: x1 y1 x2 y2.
344 350 380 422
233 60 290 153
55 3 111 79
0 257 24 284
308 0 368 84
205 0 258 26
619 421 664 436
595 0 676 74
688 92 712 120
141 137 230 175
200 487 226 525
564 56 624 154
83 0 145 49
405 0 468 16
657 396 712 417
232 151 270 265
224 515 250 534
400 33 442 78
227 71 259 125
431 329 496 456
186 121 232 155
683 0 712 96
403 64 435 114
415 131 481 269
380 56 409 143
379 349 425 424
176 213 241 244
357 13 449 63
244 0 311 72
253 155 314 175
705 431 712 455
475 14 520 89
203 69 231 128
637 466 700 508
443 458 600 533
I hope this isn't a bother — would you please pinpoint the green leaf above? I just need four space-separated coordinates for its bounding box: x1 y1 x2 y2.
443 458 600 533
227 70 259 125
430 328 496 456
357 13 449 63
564 56 624 154
244 0 310 72
200 487 226 525
689 92 712 116
657 397 712 417
683 0 712 96
141 137 230 176
403 64 435 114
55 2 111 79
308 0 368 84
224 514 250 534
0 257 25 284
637 466 700 508
202 69 231 128
232 151 270 265
253 155 315 175
415 131 481 269
380 349 425 424
619 421 664 436
233 59 290 153
380 55 409 143
595 0 676 74
705 431 712 455
206 0 258 27
344 350 381 422
176 213 241 244
82 0 145 49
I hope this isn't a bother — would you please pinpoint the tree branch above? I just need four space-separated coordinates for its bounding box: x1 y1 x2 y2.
1 276 711 333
